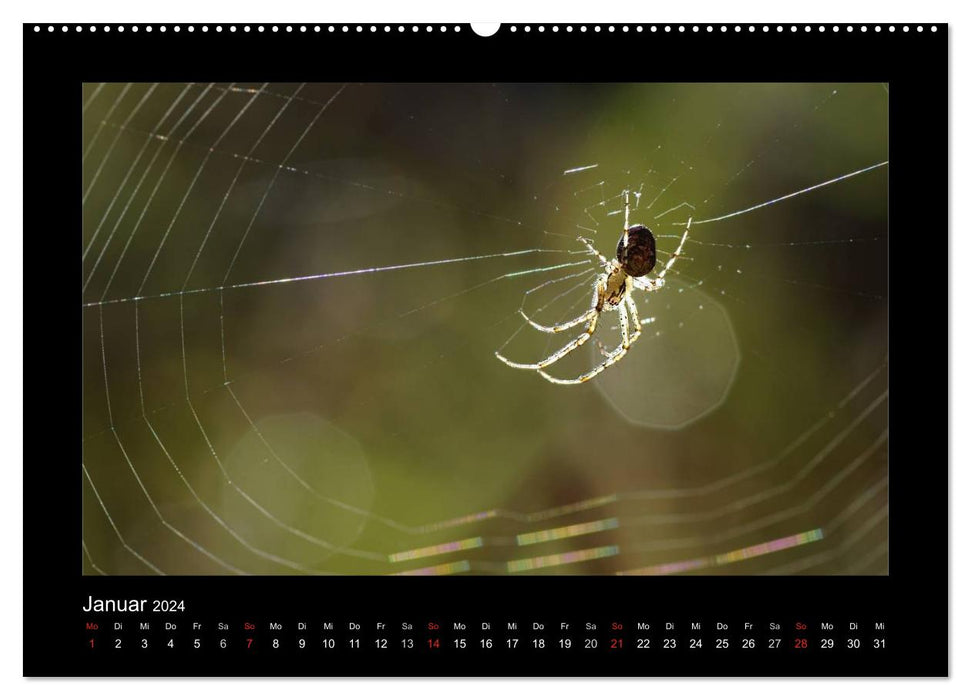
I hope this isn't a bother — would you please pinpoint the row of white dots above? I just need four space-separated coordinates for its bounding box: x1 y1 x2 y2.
510 24 937 33
34 24 939 34
35 25 463 33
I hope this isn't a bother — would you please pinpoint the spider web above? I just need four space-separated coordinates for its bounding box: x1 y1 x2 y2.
80 82 888 575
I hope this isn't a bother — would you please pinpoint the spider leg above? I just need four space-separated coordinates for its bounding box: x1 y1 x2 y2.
655 217 691 281
625 293 643 345
626 293 657 336
539 300 635 385
577 236 609 266
519 307 596 334
593 296 639 359
517 283 600 333
623 189 630 236
496 314 600 370
496 287 601 370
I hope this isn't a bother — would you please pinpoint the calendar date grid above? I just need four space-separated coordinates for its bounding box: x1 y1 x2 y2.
83 617 887 657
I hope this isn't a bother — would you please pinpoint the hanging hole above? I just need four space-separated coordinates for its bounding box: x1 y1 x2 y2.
471 23 500 37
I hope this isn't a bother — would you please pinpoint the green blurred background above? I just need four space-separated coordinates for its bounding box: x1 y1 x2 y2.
81 83 888 575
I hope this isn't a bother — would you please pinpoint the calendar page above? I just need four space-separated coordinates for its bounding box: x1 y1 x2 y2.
23 21 946 677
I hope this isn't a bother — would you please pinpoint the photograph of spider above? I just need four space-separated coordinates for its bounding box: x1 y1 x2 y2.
496 190 691 385
80 82 888 576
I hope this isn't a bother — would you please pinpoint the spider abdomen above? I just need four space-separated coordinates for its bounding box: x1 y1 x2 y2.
616 224 657 277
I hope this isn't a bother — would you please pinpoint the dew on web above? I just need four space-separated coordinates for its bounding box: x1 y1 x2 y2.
81 82 888 576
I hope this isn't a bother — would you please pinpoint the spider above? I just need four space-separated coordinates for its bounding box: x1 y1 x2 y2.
495 190 691 385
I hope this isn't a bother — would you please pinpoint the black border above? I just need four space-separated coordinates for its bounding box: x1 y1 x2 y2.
24 23 947 677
